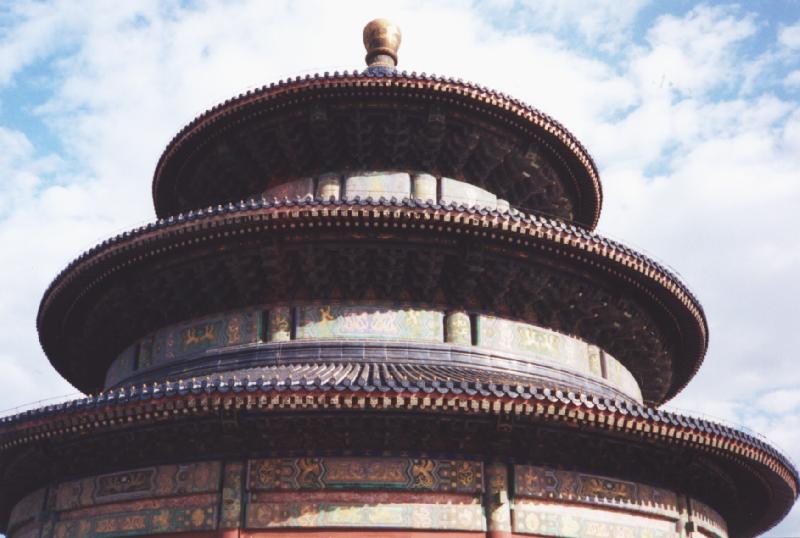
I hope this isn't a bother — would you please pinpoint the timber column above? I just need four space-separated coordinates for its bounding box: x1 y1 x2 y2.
486 461 512 538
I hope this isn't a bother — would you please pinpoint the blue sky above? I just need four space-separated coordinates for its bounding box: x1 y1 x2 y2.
1 0 800 535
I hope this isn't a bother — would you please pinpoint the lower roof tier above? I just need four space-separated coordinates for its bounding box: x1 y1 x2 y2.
38 198 706 404
0 376 795 536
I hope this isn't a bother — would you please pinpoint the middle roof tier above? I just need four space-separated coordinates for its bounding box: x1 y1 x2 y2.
37 196 707 405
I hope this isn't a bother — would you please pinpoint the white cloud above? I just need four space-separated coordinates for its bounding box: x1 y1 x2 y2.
602 89 800 407
779 21 800 50
632 5 757 98
786 69 800 87
0 127 44 215
758 389 800 415
516 0 650 51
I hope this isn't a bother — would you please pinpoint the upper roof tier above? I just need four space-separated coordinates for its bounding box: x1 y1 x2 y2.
151 21 603 228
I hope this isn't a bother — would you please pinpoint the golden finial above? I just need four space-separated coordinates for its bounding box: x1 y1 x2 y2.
363 18 402 68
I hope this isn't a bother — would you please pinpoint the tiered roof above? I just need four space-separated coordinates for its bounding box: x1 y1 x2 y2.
0 18 794 538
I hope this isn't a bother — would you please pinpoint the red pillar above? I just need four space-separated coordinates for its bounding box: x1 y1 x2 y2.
485 461 512 538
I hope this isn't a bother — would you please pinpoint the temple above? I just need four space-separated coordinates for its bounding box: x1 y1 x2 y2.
0 18 796 538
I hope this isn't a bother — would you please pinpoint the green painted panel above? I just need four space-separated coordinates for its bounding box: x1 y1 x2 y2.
296 305 443 342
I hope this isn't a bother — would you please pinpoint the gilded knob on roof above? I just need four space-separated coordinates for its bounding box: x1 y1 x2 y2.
363 18 402 68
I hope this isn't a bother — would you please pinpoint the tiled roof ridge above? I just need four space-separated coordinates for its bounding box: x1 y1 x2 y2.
0 374 795 495
151 69 602 226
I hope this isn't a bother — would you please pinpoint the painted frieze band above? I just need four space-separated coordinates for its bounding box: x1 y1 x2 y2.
52 495 218 538
245 457 485 531
296 305 443 342
514 464 679 518
8 462 222 538
247 457 482 493
53 461 221 512
513 502 681 538
7 459 729 538
512 464 728 538
245 500 485 531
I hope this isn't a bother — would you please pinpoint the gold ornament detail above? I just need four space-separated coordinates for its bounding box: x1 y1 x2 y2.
363 18 402 67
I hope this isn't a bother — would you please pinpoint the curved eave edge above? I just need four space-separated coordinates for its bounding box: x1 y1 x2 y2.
37 197 708 400
0 379 795 536
150 68 602 227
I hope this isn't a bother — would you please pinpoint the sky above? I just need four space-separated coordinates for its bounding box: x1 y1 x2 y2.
0 0 799 535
